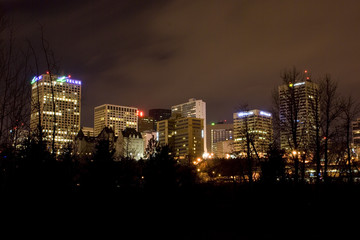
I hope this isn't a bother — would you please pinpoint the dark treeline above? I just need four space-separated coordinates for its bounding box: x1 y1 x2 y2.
1 134 360 195
0 137 198 194
2 137 360 239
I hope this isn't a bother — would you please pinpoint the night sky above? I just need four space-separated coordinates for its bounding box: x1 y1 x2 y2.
3 0 360 127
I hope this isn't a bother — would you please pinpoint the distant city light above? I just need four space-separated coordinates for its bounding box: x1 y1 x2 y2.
202 152 210 159
31 75 43 84
238 111 254 117
293 82 305 87
260 111 272 117
58 76 81 85
57 76 67 82
137 111 144 117
31 74 81 85
211 122 215 126
65 79 81 85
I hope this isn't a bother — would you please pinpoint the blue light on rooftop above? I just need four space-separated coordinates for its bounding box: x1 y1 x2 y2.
31 75 81 85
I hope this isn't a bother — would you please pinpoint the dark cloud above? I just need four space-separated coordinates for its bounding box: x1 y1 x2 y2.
4 0 360 126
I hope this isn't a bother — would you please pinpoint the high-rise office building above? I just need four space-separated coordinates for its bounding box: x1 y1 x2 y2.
157 116 204 160
94 104 138 136
138 116 155 132
352 118 360 159
171 98 207 152
206 122 233 155
30 73 81 153
157 118 176 150
278 79 319 152
174 117 204 160
233 109 273 158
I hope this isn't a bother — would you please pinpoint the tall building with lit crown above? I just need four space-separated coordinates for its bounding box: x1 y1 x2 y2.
278 78 319 152
233 109 273 158
171 98 207 153
30 73 81 153
94 104 138 136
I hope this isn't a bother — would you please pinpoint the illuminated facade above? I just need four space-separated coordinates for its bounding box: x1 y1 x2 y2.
94 104 138 136
30 73 81 153
171 98 207 152
206 122 233 155
233 110 273 158
215 140 234 158
278 80 319 152
157 118 176 150
157 116 204 160
352 118 360 158
138 116 155 132
82 126 94 137
174 117 204 160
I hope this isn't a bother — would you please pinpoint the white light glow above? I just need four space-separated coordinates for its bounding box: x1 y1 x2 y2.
260 111 272 117
238 111 254 117
293 82 305 87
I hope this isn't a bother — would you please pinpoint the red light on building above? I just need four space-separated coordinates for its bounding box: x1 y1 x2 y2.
137 111 144 117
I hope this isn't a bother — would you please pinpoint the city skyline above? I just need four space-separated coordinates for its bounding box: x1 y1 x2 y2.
5 0 360 127
3 3 360 236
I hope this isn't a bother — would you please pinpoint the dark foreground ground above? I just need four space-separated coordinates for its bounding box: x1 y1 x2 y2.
2 183 360 239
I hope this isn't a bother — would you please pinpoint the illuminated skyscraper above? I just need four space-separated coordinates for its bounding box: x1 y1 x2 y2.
206 122 233 155
174 117 204 160
94 104 138 136
157 116 204 160
157 118 176 150
352 118 360 159
278 79 319 152
30 73 81 153
138 116 155 132
233 109 273 158
171 98 207 153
